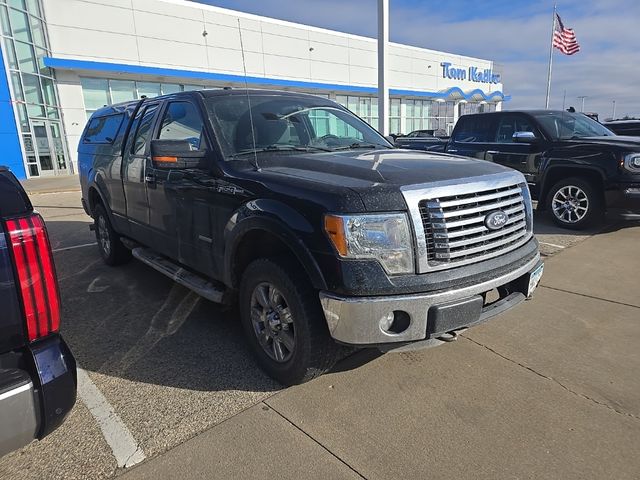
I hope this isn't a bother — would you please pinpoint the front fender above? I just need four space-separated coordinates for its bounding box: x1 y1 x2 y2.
223 199 327 290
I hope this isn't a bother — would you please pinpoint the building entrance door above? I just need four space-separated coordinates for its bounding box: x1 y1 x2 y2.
31 120 68 176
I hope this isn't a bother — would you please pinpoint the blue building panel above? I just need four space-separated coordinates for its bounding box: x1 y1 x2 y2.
0 44 26 179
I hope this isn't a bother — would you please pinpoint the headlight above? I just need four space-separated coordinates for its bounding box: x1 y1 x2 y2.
324 213 414 275
623 153 640 171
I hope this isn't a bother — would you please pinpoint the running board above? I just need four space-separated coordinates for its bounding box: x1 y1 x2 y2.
131 247 224 304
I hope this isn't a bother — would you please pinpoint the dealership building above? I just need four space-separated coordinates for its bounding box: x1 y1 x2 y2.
0 0 508 179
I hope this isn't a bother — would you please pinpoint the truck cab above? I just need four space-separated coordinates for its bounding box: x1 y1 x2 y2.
79 90 543 385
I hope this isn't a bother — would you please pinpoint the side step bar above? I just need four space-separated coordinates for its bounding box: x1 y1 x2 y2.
130 246 224 304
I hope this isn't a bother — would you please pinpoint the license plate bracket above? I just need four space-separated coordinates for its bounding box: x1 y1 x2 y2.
526 263 544 297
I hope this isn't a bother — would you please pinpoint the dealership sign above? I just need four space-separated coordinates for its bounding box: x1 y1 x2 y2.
440 62 501 84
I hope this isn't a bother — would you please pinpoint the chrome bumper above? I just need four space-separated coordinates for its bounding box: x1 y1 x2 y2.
0 370 39 457
319 253 541 345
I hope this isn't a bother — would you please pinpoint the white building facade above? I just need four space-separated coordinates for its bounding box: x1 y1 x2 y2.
0 0 508 179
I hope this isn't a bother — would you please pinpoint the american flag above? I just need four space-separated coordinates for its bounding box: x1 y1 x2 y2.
553 13 580 55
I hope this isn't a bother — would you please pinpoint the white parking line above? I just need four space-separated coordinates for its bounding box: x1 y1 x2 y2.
76 366 146 468
52 242 97 253
538 241 566 249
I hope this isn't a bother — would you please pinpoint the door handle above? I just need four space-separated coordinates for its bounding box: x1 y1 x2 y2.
447 149 458 153
144 173 156 184
486 150 500 155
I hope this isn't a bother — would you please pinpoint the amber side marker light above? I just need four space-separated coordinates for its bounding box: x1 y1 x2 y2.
324 215 348 256
152 156 178 163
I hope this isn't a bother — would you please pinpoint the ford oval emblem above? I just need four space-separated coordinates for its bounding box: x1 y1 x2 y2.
485 210 508 230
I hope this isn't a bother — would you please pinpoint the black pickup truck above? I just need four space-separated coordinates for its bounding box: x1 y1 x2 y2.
0 167 76 457
446 110 640 229
79 89 543 385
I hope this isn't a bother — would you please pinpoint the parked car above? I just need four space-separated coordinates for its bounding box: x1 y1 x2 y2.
446 110 640 229
79 89 543 385
603 119 640 137
0 167 76 457
394 130 447 152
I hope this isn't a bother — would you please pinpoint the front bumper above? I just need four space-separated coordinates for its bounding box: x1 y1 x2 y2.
319 253 542 346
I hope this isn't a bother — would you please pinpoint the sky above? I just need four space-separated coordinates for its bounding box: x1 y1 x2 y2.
193 0 639 119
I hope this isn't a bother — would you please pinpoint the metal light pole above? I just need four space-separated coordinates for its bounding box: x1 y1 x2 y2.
377 0 389 136
612 100 617 119
577 95 587 112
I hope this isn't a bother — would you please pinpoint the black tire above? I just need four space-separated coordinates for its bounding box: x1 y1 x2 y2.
239 257 342 385
545 177 603 230
93 204 131 266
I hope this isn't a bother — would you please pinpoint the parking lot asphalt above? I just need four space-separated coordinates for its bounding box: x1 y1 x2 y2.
0 188 638 479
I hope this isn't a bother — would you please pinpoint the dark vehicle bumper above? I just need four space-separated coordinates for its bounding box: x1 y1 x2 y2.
319 254 543 346
0 334 76 457
606 184 640 220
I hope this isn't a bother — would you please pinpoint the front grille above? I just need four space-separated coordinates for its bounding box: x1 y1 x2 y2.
418 183 530 267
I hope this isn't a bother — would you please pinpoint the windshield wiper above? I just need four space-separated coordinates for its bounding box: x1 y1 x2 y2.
230 145 332 158
332 142 389 151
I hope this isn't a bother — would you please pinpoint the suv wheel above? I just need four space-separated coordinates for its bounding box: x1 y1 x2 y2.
239 257 342 385
546 177 603 230
93 204 131 265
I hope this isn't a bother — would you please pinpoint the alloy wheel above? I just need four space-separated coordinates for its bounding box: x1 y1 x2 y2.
97 215 111 256
250 282 296 363
551 185 589 224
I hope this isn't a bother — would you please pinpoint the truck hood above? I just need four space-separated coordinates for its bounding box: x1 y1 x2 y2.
568 136 640 150
250 149 513 210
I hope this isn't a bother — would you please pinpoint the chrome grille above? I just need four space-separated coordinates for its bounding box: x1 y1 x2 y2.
401 171 534 273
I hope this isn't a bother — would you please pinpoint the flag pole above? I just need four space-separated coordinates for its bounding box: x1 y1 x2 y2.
544 3 557 109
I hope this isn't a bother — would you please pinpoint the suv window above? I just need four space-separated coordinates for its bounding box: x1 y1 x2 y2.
452 116 493 143
131 104 159 155
158 102 205 150
495 115 537 143
83 114 124 144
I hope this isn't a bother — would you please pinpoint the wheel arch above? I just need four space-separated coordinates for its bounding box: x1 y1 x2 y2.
538 166 605 210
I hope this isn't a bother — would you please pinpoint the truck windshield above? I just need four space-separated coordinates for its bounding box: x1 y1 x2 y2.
533 111 615 140
204 94 391 158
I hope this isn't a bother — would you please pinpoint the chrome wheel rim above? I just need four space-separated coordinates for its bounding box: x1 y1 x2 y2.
250 282 295 363
97 215 111 256
552 185 589 224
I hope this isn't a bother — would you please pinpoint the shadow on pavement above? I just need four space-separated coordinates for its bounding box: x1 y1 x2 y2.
532 209 637 236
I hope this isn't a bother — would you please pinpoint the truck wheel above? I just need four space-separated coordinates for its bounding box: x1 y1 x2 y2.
93 204 131 265
546 177 603 230
239 257 342 385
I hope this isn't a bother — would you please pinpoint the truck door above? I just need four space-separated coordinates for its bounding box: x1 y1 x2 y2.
121 102 160 245
145 100 220 277
485 114 545 182
446 114 496 160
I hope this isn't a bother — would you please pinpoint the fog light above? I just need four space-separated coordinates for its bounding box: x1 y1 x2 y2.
379 310 411 334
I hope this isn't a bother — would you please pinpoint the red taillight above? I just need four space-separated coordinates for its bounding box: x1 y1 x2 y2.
5 214 60 341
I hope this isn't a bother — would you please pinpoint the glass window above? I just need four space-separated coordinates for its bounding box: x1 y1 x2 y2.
109 80 136 104
132 104 158 155
21 71 42 104
41 76 55 105
161 83 181 95
335 95 347 108
157 102 204 150
16 103 29 131
25 0 40 17
80 78 109 110
10 71 23 100
26 102 44 117
452 115 493 143
83 113 124 143
14 40 36 72
183 84 202 91
136 82 161 99
34 46 50 75
533 111 614 140
46 106 59 119
8 7 30 42
1 6 11 36
28 14 44 47
7 1 27 10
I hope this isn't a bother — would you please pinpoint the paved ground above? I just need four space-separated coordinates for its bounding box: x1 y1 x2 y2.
0 186 638 479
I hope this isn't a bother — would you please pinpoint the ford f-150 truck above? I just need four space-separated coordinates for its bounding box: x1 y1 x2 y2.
79 89 543 385
446 110 640 229
0 167 76 457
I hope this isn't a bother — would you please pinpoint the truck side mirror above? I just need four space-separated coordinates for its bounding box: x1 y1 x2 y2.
512 131 539 143
150 139 207 169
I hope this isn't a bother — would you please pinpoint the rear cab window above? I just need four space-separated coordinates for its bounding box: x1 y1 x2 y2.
82 114 124 144
452 115 494 143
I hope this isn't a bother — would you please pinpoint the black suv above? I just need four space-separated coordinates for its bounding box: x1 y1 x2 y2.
446 110 640 229
603 119 640 137
79 90 543 385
